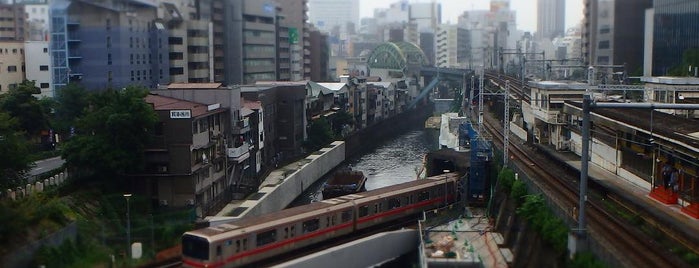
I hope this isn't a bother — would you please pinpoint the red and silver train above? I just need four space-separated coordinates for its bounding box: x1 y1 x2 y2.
182 173 460 267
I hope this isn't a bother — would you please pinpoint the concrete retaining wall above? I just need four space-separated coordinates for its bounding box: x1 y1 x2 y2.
277 229 418 268
231 141 346 219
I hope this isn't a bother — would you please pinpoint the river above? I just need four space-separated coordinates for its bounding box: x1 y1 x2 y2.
291 129 438 205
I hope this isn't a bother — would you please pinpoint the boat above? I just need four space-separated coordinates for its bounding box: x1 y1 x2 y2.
322 170 367 199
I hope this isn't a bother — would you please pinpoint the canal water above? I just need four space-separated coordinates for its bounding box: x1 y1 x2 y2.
291 129 439 205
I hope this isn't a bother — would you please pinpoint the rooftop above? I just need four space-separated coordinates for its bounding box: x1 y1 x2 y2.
167 83 223 89
641 76 699 85
145 94 225 117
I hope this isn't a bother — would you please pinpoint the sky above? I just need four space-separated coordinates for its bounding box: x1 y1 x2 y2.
359 0 584 33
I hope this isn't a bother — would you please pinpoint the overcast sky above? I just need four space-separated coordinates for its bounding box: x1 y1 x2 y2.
359 0 584 33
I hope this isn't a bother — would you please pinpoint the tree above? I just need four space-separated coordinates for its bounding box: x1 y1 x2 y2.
0 112 33 188
330 110 353 137
53 83 89 136
668 48 699 76
0 80 50 139
305 117 334 152
61 86 157 177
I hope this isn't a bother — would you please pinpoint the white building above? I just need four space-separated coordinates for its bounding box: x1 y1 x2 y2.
410 2 441 33
24 2 50 41
308 0 359 36
436 24 468 68
25 41 52 97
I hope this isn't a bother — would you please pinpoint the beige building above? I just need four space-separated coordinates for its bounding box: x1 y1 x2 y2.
0 42 26 94
159 1 213 84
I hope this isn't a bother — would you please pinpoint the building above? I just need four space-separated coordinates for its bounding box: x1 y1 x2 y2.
49 0 170 92
0 3 24 41
419 31 436 66
436 24 469 68
243 81 308 166
410 2 441 33
537 0 565 40
24 1 49 41
274 0 308 81
650 0 699 76
159 1 213 84
141 94 229 218
307 0 359 37
0 42 25 94
584 0 651 74
24 41 51 97
309 27 329 81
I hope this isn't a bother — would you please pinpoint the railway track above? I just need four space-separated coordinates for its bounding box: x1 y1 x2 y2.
478 73 689 267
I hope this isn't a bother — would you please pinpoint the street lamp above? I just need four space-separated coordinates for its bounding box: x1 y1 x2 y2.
123 193 132 259
443 169 450 206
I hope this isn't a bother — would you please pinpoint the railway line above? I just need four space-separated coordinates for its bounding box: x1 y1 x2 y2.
481 73 691 267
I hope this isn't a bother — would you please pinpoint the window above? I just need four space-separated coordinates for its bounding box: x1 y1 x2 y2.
418 191 430 201
598 40 610 49
106 36 111 48
43 47 47 53
358 206 369 217
39 65 48 71
40 83 49 88
256 229 276 246
388 198 400 210
7 65 16 72
108 53 112 65
302 219 319 233
341 210 353 222
216 245 221 256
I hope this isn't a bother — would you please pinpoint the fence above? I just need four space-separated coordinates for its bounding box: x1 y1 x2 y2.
3 170 69 201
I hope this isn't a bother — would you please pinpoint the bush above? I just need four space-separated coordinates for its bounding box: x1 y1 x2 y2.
497 168 515 192
517 194 569 254
510 179 527 202
569 251 607 268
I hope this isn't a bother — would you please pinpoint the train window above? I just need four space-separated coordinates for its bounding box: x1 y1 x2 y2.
331 215 336 225
226 240 232 246
216 245 222 256
182 234 209 260
418 191 430 201
303 219 320 233
341 210 353 222
403 196 410 205
236 241 240 252
388 198 400 209
373 204 379 214
359 206 369 217
256 229 277 247
243 239 247 250
326 216 330 227
284 227 289 239
290 226 295 237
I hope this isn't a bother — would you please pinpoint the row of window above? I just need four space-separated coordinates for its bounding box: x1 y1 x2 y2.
0 48 22 54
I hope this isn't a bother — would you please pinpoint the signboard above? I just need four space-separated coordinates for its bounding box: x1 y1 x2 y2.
289 28 299 44
170 110 191 119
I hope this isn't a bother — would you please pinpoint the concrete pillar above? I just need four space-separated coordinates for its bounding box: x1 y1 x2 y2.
26 184 32 195
36 182 44 192
7 189 15 200
17 187 24 198
44 179 49 188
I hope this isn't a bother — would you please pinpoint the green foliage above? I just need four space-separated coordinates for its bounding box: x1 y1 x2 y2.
61 86 157 176
497 167 515 192
330 110 353 137
668 48 699 76
569 251 607 268
53 83 89 135
305 116 334 151
0 80 50 137
451 90 463 113
510 179 527 201
0 111 33 188
517 194 569 253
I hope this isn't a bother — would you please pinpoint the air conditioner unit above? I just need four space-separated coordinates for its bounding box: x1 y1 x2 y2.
159 199 168 206
158 166 168 173
186 199 195 206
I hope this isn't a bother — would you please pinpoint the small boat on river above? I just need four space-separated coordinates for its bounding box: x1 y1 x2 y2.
322 170 367 199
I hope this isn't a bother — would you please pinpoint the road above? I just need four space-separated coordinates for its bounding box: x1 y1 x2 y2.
28 156 65 179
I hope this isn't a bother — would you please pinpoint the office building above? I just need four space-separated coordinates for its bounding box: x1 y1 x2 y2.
436 24 469 68
537 0 565 40
49 0 170 92
308 0 359 37
651 0 699 76
0 3 24 41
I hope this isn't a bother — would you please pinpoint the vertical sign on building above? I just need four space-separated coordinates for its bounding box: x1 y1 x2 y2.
289 28 299 44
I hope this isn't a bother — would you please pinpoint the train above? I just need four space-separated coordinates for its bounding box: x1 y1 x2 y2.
181 173 460 267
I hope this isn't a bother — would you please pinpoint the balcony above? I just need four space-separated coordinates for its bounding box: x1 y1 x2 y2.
227 143 250 162
231 119 250 134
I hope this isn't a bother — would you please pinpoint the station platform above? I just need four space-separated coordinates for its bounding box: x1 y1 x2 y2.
535 144 699 246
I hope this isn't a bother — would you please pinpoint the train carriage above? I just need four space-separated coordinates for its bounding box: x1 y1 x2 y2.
182 173 460 268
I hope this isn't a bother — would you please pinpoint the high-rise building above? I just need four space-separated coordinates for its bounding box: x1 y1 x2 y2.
159 0 213 84
0 42 25 94
308 0 359 36
436 24 469 68
583 0 651 74
49 0 169 92
537 0 565 40
410 2 441 33
309 27 329 81
24 1 49 41
0 3 25 41
651 0 699 76
274 0 308 81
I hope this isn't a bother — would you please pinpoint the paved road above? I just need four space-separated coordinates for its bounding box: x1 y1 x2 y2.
28 156 65 177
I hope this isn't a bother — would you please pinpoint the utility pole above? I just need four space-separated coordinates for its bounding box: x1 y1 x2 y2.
504 80 510 166
123 193 132 259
